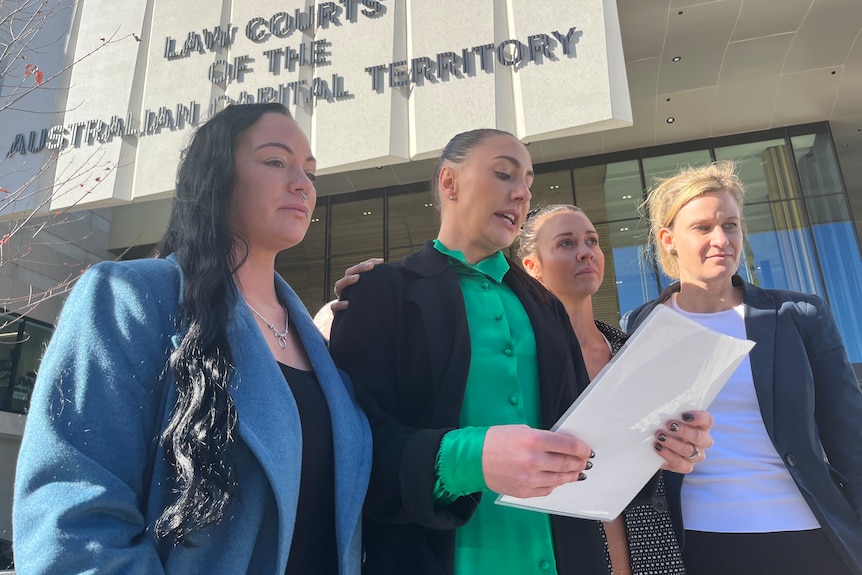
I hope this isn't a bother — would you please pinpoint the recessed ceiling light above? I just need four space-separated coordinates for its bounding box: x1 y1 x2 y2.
666 117 675 124
672 56 681 62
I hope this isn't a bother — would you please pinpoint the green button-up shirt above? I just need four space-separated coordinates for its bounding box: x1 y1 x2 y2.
432 240 558 575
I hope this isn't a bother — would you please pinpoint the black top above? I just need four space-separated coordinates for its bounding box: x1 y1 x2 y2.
279 363 338 575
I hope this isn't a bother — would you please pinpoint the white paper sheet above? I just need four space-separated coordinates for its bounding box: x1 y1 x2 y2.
496 304 755 521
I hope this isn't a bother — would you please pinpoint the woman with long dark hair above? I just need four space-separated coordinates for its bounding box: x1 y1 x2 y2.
13 103 371 574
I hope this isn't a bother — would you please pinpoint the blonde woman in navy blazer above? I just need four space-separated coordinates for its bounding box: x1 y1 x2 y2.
624 161 862 575
13 103 371 574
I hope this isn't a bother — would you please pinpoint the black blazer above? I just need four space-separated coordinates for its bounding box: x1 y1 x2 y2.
331 242 656 575
624 276 862 575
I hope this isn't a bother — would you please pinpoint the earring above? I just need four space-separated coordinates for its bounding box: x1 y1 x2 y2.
670 248 678 256
449 195 456 201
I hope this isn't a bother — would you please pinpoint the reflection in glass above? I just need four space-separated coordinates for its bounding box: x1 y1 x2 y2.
791 133 843 197
329 194 384 303
276 204 327 314
572 160 662 322
530 170 574 213
573 161 642 222
0 315 53 414
715 139 799 203
805 194 862 362
741 200 823 296
642 150 712 189
388 185 439 262
597 218 661 324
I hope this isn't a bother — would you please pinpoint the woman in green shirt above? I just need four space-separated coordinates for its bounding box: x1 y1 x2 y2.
330 129 711 575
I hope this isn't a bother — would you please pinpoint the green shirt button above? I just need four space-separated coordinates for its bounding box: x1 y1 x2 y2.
495 313 504 321
504 348 513 356
481 281 490 289
509 395 519 406
539 559 550 570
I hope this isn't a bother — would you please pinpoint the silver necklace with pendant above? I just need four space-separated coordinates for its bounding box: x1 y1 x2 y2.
246 301 289 349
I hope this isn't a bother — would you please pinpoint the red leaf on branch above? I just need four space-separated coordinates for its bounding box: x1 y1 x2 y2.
0 187 8 194
35 71 44 84
0 234 9 246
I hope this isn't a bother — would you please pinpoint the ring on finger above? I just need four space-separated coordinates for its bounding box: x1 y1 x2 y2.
688 446 701 459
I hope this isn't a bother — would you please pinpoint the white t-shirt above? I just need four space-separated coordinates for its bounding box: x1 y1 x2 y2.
669 294 821 533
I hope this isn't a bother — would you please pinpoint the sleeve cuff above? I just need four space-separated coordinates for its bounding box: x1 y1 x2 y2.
433 426 488 506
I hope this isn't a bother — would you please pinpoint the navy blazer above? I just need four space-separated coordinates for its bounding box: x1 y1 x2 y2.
624 276 862 575
14 256 371 574
331 241 670 575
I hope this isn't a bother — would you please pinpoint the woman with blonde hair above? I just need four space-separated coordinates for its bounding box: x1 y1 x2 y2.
519 203 690 574
624 161 862 575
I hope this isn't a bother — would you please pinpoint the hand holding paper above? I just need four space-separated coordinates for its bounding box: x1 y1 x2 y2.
497 305 754 521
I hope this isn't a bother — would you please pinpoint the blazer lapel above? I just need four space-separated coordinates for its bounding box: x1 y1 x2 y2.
404 246 472 424
742 282 778 436
277 277 371 560
227 292 303 569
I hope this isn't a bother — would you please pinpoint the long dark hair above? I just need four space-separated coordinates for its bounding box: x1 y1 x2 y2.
155 102 292 543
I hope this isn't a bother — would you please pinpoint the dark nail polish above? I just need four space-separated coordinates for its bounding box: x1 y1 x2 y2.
668 422 680 432
578 472 587 481
654 443 664 452
682 413 695 423
585 460 593 470
590 450 596 459
657 432 667 442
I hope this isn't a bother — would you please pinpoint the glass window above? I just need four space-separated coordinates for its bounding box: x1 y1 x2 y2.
715 139 799 202
791 133 844 197
572 160 663 322
328 192 384 303
595 217 661 326
530 169 574 212
641 150 712 190
0 315 53 415
387 184 439 262
573 160 642 222
740 200 824 296
805 194 862 363
276 203 327 314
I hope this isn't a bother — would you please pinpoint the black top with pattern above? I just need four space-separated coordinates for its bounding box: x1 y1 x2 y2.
595 320 686 575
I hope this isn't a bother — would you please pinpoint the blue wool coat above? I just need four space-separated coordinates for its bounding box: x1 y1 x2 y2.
13 256 371 574
623 276 862 575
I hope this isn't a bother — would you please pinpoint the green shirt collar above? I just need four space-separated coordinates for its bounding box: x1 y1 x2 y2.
433 239 510 283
